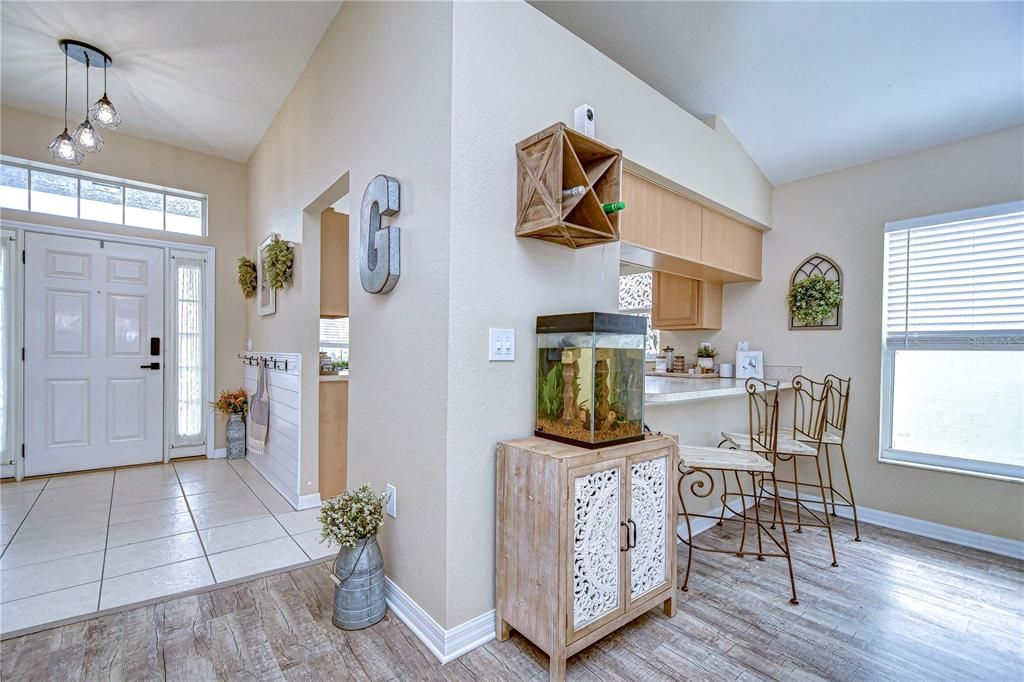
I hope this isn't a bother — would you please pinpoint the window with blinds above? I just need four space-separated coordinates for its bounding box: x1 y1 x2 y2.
320 317 349 364
881 201 1023 480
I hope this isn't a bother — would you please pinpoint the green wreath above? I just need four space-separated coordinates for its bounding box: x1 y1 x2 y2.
237 257 257 299
264 236 294 290
788 274 842 325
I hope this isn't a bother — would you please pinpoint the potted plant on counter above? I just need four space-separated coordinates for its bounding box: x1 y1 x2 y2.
319 484 388 630
696 343 717 370
211 389 248 459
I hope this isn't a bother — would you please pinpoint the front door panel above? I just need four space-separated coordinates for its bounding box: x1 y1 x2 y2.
25 233 164 475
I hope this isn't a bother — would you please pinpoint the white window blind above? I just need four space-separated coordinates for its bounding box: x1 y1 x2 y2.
172 253 206 448
884 201 1024 347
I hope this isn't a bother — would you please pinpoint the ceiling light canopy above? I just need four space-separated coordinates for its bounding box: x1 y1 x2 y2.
48 39 120 165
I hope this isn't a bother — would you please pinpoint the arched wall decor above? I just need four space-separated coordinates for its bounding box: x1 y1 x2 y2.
789 253 843 330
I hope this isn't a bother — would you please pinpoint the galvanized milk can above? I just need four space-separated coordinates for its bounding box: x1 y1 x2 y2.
330 536 385 629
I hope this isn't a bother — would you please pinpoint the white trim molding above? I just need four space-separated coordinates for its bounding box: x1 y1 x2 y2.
384 577 496 664
769 488 1024 561
211 448 227 459
296 493 322 510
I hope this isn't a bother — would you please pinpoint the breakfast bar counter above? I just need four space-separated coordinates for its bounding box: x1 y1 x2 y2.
645 375 792 405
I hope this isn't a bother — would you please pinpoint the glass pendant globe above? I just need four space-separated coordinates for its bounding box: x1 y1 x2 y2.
71 119 103 153
88 94 121 129
48 128 84 165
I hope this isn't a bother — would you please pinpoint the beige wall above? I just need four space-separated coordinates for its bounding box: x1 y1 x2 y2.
443 2 773 627
245 1 454 622
0 105 248 448
664 125 1024 542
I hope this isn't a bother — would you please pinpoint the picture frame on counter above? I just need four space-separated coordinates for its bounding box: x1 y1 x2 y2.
736 350 764 379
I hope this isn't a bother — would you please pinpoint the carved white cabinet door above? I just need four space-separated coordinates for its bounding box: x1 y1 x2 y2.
627 449 671 604
569 458 626 637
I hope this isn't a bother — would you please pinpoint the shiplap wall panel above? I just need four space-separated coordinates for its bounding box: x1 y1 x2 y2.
242 352 301 508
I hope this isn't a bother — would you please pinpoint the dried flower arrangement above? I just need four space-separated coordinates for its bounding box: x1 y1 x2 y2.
211 389 248 417
319 484 388 548
238 257 257 299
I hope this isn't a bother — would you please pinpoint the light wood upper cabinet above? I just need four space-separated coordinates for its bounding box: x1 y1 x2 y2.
699 207 762 281
620 171 701 261
651 271 722 331
619 171 763 283
320 209 349 318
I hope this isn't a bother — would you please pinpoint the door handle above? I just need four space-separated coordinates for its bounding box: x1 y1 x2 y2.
620 521 629 552
627 519 637 549
140 363 161 370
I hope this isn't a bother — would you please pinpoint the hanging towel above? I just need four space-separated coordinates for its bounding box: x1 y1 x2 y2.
248 361 271 455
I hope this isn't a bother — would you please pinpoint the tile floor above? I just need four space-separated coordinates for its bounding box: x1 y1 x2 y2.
0 458 336 637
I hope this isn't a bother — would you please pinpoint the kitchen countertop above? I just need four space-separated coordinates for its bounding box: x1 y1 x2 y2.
319 372 349 382
645 375 791 405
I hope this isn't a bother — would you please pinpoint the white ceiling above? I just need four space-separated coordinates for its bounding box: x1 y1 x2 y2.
1 1 341 162
533 1 1024 185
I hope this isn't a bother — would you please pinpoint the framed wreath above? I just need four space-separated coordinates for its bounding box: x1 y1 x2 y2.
788 254 843 329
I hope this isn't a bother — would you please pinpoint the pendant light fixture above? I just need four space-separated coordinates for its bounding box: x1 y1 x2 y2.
71 56 103 153
49 40 120 164
47 48 84 165
88 56 120 129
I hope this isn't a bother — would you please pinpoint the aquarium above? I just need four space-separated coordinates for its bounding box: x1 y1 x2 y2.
535 312 646 448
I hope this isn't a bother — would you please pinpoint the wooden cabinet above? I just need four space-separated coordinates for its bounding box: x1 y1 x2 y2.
320 208 349 318
699 207 762 281
651 271 722 330
496 436 677 681
620 171 701 261
318 379 348 499
620 171 763 283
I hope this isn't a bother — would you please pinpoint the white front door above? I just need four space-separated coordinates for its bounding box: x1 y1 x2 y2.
24 232 164 475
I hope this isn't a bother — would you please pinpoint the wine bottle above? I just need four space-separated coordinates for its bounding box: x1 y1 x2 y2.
602 201 626 214
562 185 586 198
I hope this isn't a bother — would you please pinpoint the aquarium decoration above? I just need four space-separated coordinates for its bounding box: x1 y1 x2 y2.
535 312 646 449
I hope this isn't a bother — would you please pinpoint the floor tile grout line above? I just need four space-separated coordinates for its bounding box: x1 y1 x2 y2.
224 459 309 555
172 460 217 583
96 469 117 610
0 477 53 562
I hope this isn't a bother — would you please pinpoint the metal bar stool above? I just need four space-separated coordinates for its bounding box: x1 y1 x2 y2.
721 375 840 567
676 379 799 604
779 374 860 541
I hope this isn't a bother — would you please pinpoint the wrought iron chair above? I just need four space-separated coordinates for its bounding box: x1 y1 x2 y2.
778 374 860 541
720 375 840 567
676 379 799 604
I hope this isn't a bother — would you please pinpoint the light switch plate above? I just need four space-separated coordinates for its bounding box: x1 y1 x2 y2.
385 484 397 518
489 328 515 361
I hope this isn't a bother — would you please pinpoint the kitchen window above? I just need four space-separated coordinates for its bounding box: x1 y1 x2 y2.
881 201 1024 480
320 317 349 367
618 269 660 356
0 158 206 236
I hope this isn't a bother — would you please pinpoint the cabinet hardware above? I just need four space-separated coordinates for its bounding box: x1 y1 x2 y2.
627 518 637 549
620 521 630 552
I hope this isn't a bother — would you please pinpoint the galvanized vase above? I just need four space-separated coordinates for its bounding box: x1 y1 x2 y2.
332 536 385 630
226 414 246 459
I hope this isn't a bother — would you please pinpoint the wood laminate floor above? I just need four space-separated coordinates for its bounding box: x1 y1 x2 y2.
2 512 1021 681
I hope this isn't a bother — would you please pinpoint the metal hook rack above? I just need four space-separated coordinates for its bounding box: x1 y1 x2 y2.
237 353 291 372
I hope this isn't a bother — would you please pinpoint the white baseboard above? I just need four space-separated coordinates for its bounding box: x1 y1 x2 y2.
296 493 322 510
211 448 227 459
767 487 1024 561
384 576 496 664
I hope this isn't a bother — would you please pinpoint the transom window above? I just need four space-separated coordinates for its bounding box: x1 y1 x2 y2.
0 158 206 236
881 201 1024 480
